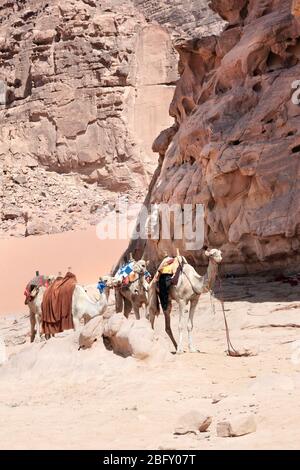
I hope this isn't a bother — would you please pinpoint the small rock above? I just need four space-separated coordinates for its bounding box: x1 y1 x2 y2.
174 410 212 435
217 414 257 437
12 174 27 185
212 393 227 404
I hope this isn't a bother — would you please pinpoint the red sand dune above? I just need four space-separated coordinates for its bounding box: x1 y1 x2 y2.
0 228 127 316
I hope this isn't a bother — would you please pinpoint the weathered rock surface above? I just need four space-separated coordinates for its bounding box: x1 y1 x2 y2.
103 313 170 360
79 315 104 350
0 162 140 237
129 0 300 274
174 410 212 434
134 0 224 38
0 0 178 237
217 414 257 437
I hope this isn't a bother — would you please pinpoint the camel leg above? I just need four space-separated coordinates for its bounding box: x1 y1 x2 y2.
188 297 200 353
133 303 140 320
73 316 80 331
30 312 36 343
144 303 149 320
123 298 132 319
35 313 41 342
177 300 187 354
149 311 155 329
163 303 177 351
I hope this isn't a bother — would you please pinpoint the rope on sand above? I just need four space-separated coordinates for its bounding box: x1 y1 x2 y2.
211 277 257 358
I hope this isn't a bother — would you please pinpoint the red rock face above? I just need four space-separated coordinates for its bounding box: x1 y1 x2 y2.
139 0 300 273
0 0 178 237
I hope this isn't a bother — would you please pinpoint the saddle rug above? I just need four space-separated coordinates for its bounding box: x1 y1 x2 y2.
24 275 51 304
155 256 182 311
41 272 77 335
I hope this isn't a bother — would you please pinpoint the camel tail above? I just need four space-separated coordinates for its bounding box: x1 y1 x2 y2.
148 281 160 317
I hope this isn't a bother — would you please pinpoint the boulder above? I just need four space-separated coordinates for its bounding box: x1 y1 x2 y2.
103 314 170 361
174 410 212 435
79 316 104 350
217 414 257 437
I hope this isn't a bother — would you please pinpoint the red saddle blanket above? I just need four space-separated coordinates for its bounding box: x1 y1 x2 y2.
24 275 51 304
41 272 77 335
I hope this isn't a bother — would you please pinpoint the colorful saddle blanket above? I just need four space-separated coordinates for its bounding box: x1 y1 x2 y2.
24 275 51 304
115 262 151 286
115 262 134 281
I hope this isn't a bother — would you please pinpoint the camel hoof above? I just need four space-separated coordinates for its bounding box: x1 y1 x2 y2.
176 348 185 355
189 347 199 353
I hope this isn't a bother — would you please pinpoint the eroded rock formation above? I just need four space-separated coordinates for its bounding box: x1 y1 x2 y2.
129 0 300 274
0 0 178 236
134 0 224 38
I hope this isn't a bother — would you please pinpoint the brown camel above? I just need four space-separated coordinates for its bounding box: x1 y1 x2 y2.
114 259 150 319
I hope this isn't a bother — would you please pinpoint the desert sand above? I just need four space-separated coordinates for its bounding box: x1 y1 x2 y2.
0 228 128 315
1 274 300 450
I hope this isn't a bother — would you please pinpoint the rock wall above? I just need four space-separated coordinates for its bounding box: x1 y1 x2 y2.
0 0 177 236
134 0 225 38
129 0 300 274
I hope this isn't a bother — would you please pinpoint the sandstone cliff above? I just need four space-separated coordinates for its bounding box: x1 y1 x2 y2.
128 0 300 274
0 0 178 237
134 0 224 38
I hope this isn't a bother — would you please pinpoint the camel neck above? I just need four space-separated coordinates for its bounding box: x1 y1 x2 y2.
204 259 218 291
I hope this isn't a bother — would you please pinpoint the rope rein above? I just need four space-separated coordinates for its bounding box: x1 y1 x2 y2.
177 257 239 355
212 276 243 357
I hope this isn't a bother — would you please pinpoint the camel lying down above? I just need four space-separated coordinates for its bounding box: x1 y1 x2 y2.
28 284 108 342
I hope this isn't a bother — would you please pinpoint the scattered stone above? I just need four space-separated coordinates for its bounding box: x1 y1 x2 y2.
212 393 227 404
217 415 257 437
174 411 212 435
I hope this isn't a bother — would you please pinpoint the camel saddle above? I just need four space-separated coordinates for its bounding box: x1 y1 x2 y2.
24 275 51 305
155 256 182 286
41 272 77 335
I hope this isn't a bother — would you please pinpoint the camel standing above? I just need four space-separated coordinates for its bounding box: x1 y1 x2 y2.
114 260 150 319
28 284 108 342
148 249 222 353
27 285 47 343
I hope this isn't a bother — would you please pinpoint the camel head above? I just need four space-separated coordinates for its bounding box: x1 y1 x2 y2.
204 248 222 263
101 275 117 289
132 259 149 274
48 275 56 284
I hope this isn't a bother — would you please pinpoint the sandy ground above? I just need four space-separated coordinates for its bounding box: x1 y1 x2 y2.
1 275 300 450
0 228 128 315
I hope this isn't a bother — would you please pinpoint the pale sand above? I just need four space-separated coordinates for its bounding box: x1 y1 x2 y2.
0 228 128 315
0 276 300 450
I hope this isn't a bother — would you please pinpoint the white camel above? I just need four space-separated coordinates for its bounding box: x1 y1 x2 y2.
72 284 108 329
148 248 222 353
27 284 108 342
